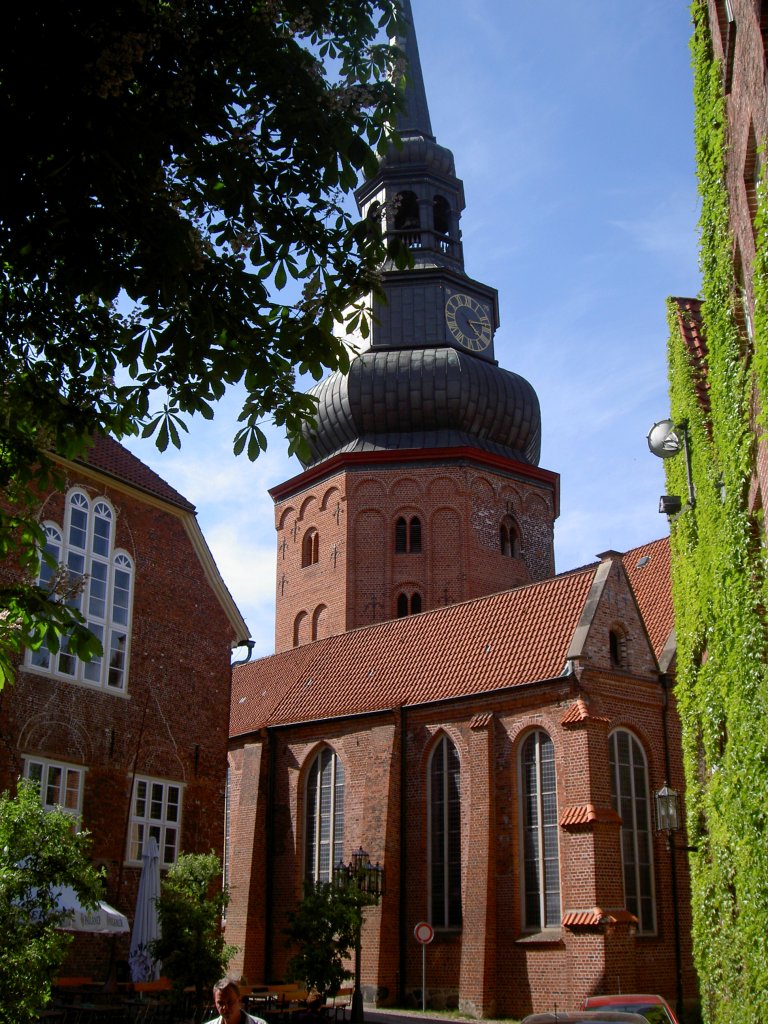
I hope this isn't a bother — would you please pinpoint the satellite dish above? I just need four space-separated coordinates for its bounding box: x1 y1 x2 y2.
647 419 683 459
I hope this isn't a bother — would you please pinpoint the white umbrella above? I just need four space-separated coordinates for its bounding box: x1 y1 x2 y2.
128 836 162 982
51 884 130 934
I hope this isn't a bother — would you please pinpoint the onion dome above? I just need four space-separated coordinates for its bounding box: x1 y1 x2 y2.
300 347 541 468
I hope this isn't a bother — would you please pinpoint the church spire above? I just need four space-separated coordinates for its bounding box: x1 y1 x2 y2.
393 0 435 142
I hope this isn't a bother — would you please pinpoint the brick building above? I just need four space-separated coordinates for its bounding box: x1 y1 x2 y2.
225 3 696 1018
0 436 248 977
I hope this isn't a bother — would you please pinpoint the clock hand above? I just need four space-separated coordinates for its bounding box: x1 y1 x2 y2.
467 318 488 336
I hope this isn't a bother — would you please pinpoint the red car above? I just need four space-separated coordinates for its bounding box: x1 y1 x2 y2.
581 994 679 1024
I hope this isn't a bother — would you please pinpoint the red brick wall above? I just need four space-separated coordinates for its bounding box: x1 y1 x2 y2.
0 466 236 979
227 653 694 1016
273 456 557 653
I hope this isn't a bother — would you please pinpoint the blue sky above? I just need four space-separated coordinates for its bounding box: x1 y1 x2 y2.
123 1 701 657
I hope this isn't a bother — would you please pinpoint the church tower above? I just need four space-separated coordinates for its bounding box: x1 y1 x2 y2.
271 0 559 652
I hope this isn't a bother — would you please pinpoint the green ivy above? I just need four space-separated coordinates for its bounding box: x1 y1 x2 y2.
665 5 768 1021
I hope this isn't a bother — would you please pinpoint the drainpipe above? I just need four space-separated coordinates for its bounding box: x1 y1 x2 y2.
660 672 684 1022
231 640 255 667
398 705 407 1005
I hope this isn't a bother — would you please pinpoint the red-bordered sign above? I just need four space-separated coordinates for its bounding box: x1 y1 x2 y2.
413 921 434 944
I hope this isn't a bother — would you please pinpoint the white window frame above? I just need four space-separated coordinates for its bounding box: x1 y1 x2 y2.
26 489 134 693
427 734 462 929
304 747 345 883
519 729 561 932
128 776 183 868
609 728 657 935
24 755 85 821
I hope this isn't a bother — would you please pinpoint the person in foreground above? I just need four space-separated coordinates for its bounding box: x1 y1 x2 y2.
206 979 268 1024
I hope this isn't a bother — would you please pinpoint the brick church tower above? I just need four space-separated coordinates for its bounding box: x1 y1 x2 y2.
272 0 559 653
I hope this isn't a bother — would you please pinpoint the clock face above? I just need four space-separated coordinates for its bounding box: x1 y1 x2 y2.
445 292 493 352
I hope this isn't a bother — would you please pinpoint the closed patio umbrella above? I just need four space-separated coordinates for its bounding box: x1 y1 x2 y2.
128 836 162 982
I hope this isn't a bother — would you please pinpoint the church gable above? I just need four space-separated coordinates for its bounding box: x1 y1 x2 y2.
568 555 660 680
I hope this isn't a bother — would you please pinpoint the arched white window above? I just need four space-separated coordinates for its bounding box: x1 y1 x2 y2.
428 734 462 928
609 729 656 933
305 747 345 883
521 730 561 930
28 491 133 692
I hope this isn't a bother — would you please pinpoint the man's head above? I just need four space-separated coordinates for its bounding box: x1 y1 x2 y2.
213 980 241 1024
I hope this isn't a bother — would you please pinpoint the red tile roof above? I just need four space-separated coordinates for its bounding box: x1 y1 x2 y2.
560 698 610 727
621 537 673 661
80 435 195 512
562 907 636 928
231 566 599 735
560 804 622 828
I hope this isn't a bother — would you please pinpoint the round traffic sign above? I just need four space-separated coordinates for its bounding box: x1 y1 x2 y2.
413 920 434 944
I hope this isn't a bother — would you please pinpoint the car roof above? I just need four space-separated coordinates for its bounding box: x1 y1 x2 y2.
584 995 668 1005
521 1012 652 1023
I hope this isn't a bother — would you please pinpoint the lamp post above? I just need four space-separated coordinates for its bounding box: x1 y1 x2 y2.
333 847 384 1024
655 784 696 1023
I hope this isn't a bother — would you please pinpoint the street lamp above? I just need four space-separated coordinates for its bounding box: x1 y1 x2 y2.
655 784 696 1022
333 847 384 1024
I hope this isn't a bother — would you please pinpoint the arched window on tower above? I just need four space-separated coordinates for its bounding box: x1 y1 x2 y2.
305 747 345 883
433 194 451 235
395 516 422 554
301 528 319 567
428 734 462 928
394 190 421 247
500 516 521 558
396 591 422 618
520 730 561 931
609 729 656 934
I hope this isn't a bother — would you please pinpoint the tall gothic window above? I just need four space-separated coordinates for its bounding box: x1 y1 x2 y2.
28 490 133 692
609 729 656 933
428 735 462 928
305 747 345 883
521 730 561 930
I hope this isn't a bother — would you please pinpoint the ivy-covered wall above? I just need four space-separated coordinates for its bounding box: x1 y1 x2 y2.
666 3 768 1021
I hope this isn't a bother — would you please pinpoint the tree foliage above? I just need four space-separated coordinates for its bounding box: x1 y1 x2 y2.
284 880 376 1000
150 853 235 1024
0 780 104 1024
0 0 406 686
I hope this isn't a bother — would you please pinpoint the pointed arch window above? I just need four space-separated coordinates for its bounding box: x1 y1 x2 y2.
395 516 422 554
305 747 345 883
609 729 656 934
28 491 133 692
428 735 462 928
521 730 561 930
302 528 319 567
